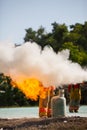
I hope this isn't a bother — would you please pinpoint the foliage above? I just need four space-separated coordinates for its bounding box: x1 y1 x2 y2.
0 21 87 106
61 42 87 66
24 21 87 66
68 22 87 51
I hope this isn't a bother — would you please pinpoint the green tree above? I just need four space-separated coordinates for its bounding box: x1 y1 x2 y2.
23 21 87 64
61 42 87 66
51 22 68 51
24 26 47 49
13 87 29 106
0 74 14 106
67 22 87 51
0 73 29 106
24 28 37 42
24 23 69 52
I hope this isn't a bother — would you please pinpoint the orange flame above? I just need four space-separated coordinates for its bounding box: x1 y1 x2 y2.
11 78 48 101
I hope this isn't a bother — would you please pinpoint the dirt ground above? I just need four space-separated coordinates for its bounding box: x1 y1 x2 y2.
0 116 87 130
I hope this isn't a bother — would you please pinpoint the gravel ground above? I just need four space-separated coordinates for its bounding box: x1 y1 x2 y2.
0 116 87 130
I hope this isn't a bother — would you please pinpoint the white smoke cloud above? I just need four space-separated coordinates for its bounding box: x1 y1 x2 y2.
0 41 87 87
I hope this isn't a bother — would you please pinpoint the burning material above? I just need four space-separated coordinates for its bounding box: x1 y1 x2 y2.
12 78 47 101
0 41 87 101
0 41 87 87
0 41 87 117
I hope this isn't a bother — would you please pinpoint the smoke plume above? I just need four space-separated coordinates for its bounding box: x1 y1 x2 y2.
0 41 87 87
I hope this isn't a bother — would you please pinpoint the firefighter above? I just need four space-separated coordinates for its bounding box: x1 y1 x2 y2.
39 87 48 117
39 86 54 117
47 86 54 117
68 83 81 113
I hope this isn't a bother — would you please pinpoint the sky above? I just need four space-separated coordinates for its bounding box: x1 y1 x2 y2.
0 0 87 44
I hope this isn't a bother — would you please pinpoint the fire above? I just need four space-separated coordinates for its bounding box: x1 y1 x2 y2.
11 78 48 101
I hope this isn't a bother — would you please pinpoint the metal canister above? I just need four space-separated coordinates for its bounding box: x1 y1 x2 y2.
51 88 66 117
